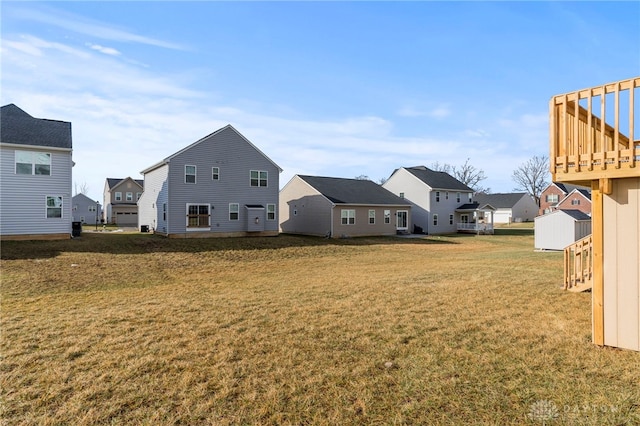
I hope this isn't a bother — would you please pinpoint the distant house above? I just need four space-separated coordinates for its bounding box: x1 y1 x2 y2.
103 177 144 225
539 182 591 215
534 209 591 251
472 192 538 223
138 125 281 237
0 104 73 240
72 193 102 224
279 175 411 238
555 188 591 216
382 166 474 234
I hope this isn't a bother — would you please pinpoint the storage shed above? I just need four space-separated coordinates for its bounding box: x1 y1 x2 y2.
534 209 591 251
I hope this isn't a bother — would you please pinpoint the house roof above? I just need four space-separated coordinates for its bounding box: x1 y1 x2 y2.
473 192 531 208
551 182 591 195
0 104 72 149
400 166 473 191
106 177 144 189
456 202 496 212
72 193 101 205
297 175 410 205
141 124 282 174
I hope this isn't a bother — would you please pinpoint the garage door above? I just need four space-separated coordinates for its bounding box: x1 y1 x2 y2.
115 212 138 225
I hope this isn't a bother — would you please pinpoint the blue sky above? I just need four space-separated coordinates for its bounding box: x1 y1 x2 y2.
2 1 639 202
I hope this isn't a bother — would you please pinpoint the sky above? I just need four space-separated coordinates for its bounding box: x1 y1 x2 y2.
2 1 639 203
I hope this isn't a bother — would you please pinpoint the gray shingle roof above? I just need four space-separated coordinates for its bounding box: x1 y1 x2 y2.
473 192 531 208
403 166 473 191
553 182 591 195
298 175 410 205
1 104 72 149
106 178 144 189
559 209 591 221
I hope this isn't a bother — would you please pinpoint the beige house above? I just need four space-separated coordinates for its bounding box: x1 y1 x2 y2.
280 175 411 238
103 177 143 225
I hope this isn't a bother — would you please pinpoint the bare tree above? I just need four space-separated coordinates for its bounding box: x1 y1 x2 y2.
377 177 388 185
74 181 90 196
432 159 489 193
512 155 549 206
354 175 370 180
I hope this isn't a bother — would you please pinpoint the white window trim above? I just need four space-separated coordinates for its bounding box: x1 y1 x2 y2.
212 167 220 181
267 203 276 221
229 203 239 221
250 170 268 187
126 192 133 201
368 209 375 224
341 209 355 225
384 209 391 224
433 213 439 226
46 195 63 219
115 192 122 201
16 150 51 176
185 165 197 184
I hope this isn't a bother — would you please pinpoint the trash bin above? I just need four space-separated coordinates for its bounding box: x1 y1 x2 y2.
72 221 82 237
140 225 149 233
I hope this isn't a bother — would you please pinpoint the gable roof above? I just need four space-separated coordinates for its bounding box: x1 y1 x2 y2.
473 192 531 208
400 166 473 191
549 182 591 195
298 175 410 205
0 104 72 149
72 193 101 205
141 124 282 174
106 177 144 190
456 202 496 212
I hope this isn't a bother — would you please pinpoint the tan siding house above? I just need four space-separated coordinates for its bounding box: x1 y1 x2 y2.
280 175 411 238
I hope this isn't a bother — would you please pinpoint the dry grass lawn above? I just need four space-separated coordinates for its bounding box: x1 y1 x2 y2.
1 231 638 425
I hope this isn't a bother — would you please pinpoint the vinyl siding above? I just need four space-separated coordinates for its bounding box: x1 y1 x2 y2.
72 194 101 224
603 177 640 351
534 211 591 251
162 127 280 236
0 145 72 236
138 165 169 233
279 176 333 236
331 205 409 238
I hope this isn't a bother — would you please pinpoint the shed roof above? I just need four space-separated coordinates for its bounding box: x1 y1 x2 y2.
0 104 72 149
298 175 410 205
559 209 591 221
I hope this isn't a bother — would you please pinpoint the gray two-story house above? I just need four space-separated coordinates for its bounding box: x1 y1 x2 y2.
72 193 102 225
0 104 73 240
383 166 474 234
138 125 281 237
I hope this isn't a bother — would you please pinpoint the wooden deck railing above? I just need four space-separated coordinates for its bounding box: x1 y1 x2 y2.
563 234 593 291
550 77 640 184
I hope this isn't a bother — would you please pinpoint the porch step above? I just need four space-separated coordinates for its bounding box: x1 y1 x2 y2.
567 282 593 293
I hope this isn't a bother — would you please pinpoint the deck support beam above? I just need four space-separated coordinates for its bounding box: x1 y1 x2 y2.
591 180 605 346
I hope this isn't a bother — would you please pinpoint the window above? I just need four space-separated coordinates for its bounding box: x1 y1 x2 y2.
449 214 454 225
468 193 472 202
46 196 63 218
115 192 122 201
546 194 559 203
250 170 268 187
187 204 210 228
126 192 133 201
368 210 375 224
399 192 405 199
88 205 97 212
571 199 581 205
341 209 355 225
163 203 167 221
16 151 51 175
212 167 220 180
384 210 391 224
433 214 438 226
457 192 461 203
445 191 449 200
229 203 239 220
136 192 142 201
436 191 440 202
267 204 276 220
185 165 196 183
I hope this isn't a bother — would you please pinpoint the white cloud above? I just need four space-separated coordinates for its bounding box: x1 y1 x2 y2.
397 104 452 119
11 6 187 50
86 43 121 56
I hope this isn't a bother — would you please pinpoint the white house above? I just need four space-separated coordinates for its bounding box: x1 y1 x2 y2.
382 166 474 234
534 209 591 251
0 104 73 240
472 192 538 224
138 125 281 237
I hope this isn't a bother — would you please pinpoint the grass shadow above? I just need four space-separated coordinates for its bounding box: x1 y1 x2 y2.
1 232 458 260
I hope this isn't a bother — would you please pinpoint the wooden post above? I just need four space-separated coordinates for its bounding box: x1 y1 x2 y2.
591 180 605 346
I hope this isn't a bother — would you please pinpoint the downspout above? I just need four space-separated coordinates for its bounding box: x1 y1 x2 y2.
330 204 334 237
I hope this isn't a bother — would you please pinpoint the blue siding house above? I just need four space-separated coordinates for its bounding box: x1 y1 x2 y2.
138 125 282 237
0 104 73 240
